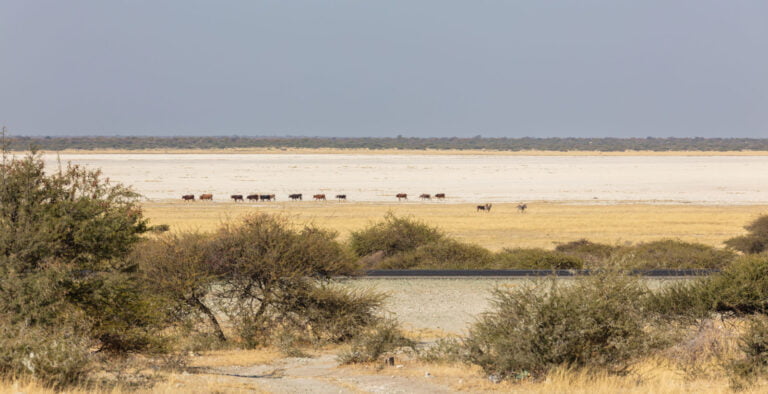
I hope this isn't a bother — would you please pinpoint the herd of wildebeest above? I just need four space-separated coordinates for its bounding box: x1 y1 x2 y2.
179 192 528 212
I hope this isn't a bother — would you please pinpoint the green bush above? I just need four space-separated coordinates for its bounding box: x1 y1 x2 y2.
492 248 584 269
282 283 385 343
134 233 225 342
727 317 768 390
648 255 768 319
377 239 495 269
554 239 617 266
349 213 443 257
464 274 657 380
207 214 362 347
725 215 768 254
337 318 415 364
613 239 735 269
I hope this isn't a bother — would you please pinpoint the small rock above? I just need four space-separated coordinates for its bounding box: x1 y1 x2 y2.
488 374 501 384
181 371 190 376
425 372 432 378
396 365 404 369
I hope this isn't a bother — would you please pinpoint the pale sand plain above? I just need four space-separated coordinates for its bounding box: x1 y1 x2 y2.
42 152 768 203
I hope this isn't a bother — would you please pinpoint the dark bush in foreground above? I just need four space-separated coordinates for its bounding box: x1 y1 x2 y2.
378 238 495 269
464 274 657 380
349 213 443 257
493 248 584 269
0 150 168 386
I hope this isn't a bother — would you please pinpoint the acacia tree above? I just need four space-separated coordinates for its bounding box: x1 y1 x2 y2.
135 232 226 341
207 213 359 346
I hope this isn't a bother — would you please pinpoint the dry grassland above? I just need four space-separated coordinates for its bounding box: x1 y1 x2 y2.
143 201 768 250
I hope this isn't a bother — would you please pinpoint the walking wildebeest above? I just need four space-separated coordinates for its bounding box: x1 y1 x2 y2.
313 194 326 201
335 194 347 201
476 203 492 212
396 193 408 201
289 193 303 201
199 193 213 201
231 194 244 202
182 194 195 201
435 193 446 199
419 193 431 200
517 203 527 213
260 194 275 201
247 194 259 201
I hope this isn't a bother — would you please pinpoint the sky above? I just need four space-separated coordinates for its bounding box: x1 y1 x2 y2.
1 1 766 138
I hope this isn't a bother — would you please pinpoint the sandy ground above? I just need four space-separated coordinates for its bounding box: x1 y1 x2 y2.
41 153 768 204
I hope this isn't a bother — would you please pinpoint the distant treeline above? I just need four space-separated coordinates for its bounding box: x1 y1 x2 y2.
7 136 768 152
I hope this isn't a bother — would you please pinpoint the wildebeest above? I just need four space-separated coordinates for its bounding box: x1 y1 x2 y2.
435 193 446 199
313 194 326 201
419 193 431 200
260 194 275 201
476 203 492 212
289 193 303 201
231 194 244 202
247 194 259 201
517 203 527 213
200 194 213 201
182 194 195 201
335 194 347 201
396 193 408 201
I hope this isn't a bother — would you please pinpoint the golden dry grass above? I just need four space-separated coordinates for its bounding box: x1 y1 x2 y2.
340 357 767 393
142 201 768 250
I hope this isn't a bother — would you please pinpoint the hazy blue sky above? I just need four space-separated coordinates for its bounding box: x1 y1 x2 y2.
1 1 766 138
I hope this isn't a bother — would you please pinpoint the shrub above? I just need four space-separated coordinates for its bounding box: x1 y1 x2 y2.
464 274 656 380
134 233 225 342
612 239 735 269
492 248 584 269
648 255 768 319
727 317 768 390
281 283 386 343
0 149 164 385
705 255 768 315
725 215 768 254
554 239 617 266
349 213 443 257
418 337 466 363
0 323 92 389
377 238 495 269
208 214 360 347
337 318 415 364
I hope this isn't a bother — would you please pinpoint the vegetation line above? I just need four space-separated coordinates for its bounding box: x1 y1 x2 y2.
8 136 768 152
